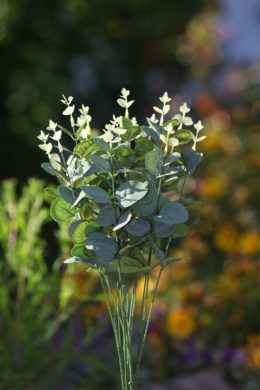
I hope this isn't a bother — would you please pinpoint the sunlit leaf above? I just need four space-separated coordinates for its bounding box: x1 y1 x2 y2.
51 197 77 222
115 180 148 208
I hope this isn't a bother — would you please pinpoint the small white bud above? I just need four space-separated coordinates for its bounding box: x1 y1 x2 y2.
180 102 190 115
194 120 204 132
46 120 57 132
37 131 49 142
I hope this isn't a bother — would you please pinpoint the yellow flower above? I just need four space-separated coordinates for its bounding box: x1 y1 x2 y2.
200 130 221 152
214 225 238 253
167 307 196 339
239 231 260 256
248 348 260 369
201 177 227 199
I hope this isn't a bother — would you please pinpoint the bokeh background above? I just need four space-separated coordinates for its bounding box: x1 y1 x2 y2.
0 0 260 389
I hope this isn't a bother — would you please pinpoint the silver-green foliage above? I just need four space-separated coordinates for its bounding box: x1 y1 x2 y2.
38 89 205 272
38 89 205 390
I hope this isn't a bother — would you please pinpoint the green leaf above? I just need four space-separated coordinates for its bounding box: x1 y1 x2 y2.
186 200 202 210
130 247 146 266
41 163 56 176
57 124 75 140
74 139 97 158
165 152 181 165
132 185 158 216
45 187 59 198
91 154 111 172
92 253 115 271
154 201 189 224
145 147 164 175
58 185 75 205
120 116 132 128
184 150 203 174
85 232 118 260
71 245 93 258
159 256 191 267
115 180 148 208
50 197 77 222
154 222 176 238
114 146 134 168
135 137 154 156
173 223 189 238
174 130 193 145
164 119 179 128
119 238 147 256
142 126 160 144
81 185 111 204
110 256 151 274
93 137 110 151
125 218 151 236
121 126 142 141
71 220 100 244
97 204 120 227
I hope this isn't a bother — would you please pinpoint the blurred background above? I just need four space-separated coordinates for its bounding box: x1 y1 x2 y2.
0 0 259 389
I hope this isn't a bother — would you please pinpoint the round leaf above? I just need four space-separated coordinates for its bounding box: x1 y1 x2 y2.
71 221 100 244
132 185 158 216
98 204 120 227
58 185 76 205
154 202 189 225
115 180 148 208
81 185 111 204
91 154 111 172
85 232 118 260
125 218 151 237
154 222 177 238
51 197 76 222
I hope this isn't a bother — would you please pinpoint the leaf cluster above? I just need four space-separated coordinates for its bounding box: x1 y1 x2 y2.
38 89 205 273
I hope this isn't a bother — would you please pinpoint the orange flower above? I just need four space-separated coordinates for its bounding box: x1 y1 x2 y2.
167 307 196 339
247 348 260 369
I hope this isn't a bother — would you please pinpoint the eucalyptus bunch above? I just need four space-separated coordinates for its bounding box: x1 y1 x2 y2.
38 88 205 390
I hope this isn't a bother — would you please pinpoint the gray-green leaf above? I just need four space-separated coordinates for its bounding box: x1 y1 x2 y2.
58 185 76 205
85 232 118 260
154 202 189 225
91 154 111 172
154 222 177 238
145 147 164 175
132 185 158 216
115 180 148 208
81 185 111 204
125 218 151 236
97 204 120 227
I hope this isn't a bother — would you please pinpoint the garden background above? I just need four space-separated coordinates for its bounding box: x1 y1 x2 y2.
0 0 259 389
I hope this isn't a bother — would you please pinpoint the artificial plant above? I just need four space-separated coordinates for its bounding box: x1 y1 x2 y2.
38 88 205 390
